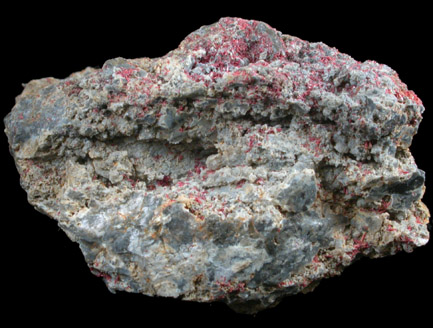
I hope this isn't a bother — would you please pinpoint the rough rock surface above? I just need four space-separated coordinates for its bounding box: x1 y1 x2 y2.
4 17 430 313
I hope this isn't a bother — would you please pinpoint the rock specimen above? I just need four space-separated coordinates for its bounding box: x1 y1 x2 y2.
4 17 430 313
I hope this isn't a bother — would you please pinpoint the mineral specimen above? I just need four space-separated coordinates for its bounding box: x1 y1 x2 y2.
4 17 429 313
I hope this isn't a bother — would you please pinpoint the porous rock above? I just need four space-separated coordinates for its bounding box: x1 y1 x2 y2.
4 17 430 313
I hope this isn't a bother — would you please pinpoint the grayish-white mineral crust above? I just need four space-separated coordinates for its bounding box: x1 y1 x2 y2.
4 17 430 313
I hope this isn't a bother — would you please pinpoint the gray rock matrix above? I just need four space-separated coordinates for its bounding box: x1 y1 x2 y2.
4 18 429 313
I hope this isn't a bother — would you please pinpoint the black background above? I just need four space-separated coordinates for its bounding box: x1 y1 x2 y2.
2 2 431 325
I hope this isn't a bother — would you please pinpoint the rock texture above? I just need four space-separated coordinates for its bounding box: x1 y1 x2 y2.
4 17 430 313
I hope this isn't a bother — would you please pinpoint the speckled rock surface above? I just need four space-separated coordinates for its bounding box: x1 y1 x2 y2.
4 17 429 313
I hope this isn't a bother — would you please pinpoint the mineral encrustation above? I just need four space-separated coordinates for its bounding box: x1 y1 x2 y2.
4 18 430 313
